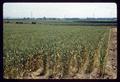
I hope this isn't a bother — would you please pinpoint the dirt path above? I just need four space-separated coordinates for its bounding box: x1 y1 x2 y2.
104 27 117 79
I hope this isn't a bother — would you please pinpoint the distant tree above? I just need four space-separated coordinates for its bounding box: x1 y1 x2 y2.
31 22 36 24
5 21 10 23
16 22 23 24
43 16 46 20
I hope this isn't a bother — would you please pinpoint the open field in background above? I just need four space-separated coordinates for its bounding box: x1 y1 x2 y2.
3 21 117 79
4 18 117 26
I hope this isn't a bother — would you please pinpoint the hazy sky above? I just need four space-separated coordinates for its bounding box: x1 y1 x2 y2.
3 3 117 18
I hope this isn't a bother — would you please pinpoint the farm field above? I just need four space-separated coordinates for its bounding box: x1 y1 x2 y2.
3 23 117 79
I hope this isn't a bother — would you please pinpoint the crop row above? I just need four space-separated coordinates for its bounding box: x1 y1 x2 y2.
3 24 110 79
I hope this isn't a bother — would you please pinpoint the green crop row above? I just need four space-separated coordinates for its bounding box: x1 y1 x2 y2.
3 23 110 79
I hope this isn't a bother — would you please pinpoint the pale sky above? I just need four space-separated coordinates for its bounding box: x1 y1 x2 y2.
3 3 117 18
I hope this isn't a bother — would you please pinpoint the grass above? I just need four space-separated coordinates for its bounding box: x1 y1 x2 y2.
3 23 110 79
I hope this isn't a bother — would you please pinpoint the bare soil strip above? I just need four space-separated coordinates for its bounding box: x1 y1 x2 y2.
104 27 117 79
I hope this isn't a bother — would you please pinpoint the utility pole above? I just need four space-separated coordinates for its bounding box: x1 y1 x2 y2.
93 8 96 18
31 11 32 19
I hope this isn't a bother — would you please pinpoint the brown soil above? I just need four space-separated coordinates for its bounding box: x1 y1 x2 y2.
104 27 117 79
